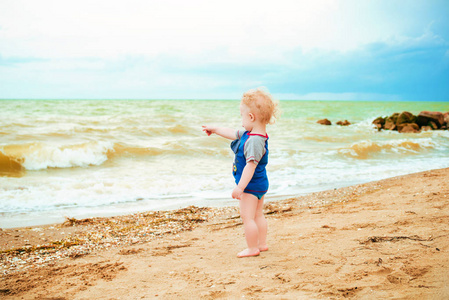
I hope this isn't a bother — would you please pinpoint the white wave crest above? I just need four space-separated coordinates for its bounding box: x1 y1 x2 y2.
338 138 438 159
18 141 114 170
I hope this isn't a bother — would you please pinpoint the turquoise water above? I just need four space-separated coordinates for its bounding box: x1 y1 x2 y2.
1 100 448 227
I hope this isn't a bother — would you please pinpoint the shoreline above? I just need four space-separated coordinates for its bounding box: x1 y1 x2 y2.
1 168 448 299
0 178 366 229
0 175 431 230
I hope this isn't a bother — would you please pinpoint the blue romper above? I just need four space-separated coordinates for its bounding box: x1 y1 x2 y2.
231 131 269 199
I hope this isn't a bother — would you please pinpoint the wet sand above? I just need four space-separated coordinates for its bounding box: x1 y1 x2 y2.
1 168 448 299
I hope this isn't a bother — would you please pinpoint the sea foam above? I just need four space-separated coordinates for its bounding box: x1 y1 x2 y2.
338 138 438 159
0 141 113 171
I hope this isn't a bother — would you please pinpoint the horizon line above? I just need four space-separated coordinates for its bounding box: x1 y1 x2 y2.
1 98 448 102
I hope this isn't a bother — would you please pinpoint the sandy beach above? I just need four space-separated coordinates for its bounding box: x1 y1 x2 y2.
1 168 448 299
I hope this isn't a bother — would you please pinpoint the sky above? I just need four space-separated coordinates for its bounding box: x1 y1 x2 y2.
0 0 448 101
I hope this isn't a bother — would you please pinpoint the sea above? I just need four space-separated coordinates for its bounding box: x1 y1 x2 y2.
1 99 448 228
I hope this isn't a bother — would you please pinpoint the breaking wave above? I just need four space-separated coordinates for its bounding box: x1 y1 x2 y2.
338 138 438 159
0 139 227 175
0 141 113 172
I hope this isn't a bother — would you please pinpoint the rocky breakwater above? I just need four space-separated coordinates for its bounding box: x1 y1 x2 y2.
372 111 449 133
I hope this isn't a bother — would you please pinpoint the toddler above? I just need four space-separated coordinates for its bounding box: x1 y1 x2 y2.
203 87 279 258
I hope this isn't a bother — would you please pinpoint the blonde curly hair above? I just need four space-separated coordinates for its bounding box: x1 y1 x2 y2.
241 87 279 125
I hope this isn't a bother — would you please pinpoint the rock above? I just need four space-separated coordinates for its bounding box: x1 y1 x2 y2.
396 111 416 125
372 111 448 132
429 121 438 130
336 120 351 126
384 118 396 130
390 113 400 124
372 117 385 126
416 111 444 128
397 123 420 133
317 119 332 125
372 117 385 131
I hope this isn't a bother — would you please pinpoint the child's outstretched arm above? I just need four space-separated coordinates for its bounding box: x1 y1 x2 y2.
202 126 236 140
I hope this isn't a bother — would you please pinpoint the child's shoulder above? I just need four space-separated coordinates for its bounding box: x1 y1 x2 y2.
245 133 268 148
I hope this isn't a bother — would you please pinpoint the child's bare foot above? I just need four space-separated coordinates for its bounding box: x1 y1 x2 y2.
237 248 260 258
259 245 268 252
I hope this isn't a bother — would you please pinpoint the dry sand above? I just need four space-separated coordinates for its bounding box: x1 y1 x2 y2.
1 168 448 299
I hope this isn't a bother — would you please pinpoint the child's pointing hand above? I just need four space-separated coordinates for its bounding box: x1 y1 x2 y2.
202 125 213 136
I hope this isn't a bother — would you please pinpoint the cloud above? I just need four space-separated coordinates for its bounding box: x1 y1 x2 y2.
3 0 442 59
0 0 448 100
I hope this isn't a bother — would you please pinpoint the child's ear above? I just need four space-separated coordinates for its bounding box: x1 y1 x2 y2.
249 113 255 121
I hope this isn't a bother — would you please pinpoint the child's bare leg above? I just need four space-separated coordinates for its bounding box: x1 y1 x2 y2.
238 193 260 258
255 196 268 251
